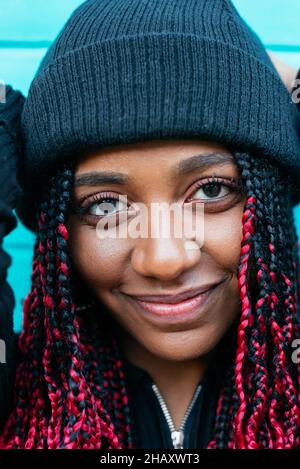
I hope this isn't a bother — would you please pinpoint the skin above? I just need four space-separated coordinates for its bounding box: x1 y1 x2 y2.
68 139 247 428
267 51 298 93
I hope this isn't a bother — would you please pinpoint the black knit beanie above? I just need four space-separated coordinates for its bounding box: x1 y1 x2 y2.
14 0 300 230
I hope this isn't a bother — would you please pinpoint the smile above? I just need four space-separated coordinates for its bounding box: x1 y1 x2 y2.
124 279 226 326
135 289 213 316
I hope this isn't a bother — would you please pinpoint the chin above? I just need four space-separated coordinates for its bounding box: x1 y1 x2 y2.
136 325 226 362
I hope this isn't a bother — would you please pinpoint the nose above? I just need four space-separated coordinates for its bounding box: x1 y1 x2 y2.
131 236 201 281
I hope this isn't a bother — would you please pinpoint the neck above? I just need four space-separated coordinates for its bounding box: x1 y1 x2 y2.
115 325 212 429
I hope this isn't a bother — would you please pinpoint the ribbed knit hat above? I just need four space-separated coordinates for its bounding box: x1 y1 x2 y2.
17 0 300 230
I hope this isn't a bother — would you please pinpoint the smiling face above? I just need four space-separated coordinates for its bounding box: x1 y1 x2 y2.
68 139 247 363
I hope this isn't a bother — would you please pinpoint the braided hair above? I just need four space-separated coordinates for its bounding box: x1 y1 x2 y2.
0 150 299 448
0 164 135 449
208 151 300 449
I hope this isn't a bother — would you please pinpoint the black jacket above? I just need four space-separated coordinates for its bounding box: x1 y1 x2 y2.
122 355 222 449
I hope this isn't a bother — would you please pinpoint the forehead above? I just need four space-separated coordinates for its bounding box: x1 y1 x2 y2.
75 139 235 176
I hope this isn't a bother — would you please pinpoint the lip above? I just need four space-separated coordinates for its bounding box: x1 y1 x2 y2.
123 278 226 325
126 280 224 304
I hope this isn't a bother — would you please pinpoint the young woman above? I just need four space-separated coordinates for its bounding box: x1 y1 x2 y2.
0 0 300 450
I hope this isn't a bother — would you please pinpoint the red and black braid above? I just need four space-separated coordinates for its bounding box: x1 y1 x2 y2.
0 164 136 449
208 151 300 449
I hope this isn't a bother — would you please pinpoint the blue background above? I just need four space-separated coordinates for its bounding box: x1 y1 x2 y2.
1 0 300 332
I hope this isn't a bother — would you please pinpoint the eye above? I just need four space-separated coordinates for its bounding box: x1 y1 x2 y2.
88 196 127 216
193 181 230 200
186 176 243 204
72 191 136 225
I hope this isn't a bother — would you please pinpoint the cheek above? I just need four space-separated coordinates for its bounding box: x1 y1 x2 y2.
68 222 129 290
203 204 244 271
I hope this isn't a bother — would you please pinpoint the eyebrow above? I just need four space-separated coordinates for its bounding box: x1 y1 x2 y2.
74 152 234 187
74 171 132 187
175 152 234 176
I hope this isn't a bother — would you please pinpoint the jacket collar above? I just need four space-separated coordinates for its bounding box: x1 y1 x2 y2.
122 357 154 395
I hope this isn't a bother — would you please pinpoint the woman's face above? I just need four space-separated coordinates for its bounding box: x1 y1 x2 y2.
68 139 246 362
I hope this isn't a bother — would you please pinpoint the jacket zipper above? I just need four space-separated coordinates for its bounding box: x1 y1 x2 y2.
151 383 202 449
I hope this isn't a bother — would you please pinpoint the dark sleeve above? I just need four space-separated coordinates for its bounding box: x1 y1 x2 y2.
0 85 25 431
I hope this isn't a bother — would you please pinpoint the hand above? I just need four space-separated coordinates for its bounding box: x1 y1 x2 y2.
267 51 298 93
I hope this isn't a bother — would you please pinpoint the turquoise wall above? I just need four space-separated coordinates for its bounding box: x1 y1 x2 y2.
1 0 300 332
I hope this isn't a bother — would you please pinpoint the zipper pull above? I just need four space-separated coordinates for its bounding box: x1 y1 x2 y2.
171 430 184 449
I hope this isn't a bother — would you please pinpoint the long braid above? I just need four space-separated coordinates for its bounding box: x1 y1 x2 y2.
208 151 300 448
0 163 135 449
78 309 136 448
251 160 299 448
236 156 273 448
2 225 49 448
